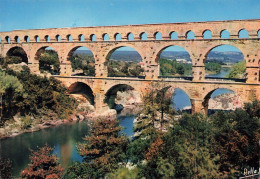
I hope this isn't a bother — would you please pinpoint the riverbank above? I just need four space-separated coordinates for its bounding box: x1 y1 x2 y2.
0 106 116 140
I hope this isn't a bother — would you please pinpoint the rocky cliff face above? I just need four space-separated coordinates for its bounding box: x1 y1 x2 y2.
208 92 243 110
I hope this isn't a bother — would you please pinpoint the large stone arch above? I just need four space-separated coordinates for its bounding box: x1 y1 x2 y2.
201 42 246 64
65 44 97 62
34 45 59 61
68 81 95 105
104 83 142 109
6 46 29 63
104 43 145 62
202 86 243 114
153 44 192 63
159 85 192 112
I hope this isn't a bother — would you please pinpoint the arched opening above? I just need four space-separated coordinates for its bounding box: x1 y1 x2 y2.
155 32 162 40
0 37 1 43
67 34 73 42
103 33 109 41
106 46 144 77
186 31 195 39
114 33 121 41
68 82 94 106
105 84 141 114
35 46 60 75
140 32 147 40
78 34 84 41
203 30 212 39
6 46 28 64
238 29 249 38
204 88 242 115
5 36 10 43
24 36 30 42
67 46 95 76
156 86 191 114
127 33 134 40
35 35 40 42
172 88 191 114
258 30 260 38
158 46 192 78
220 30 230 38
170 31 178 40
45 35 50 42
90 34 96 41
14 36 20 43
205 45 245 81
56 35 61 42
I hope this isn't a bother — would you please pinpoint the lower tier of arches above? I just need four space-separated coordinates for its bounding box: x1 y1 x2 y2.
57 76 260 115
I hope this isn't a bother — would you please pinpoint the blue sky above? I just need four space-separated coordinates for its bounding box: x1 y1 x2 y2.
0 0 259 52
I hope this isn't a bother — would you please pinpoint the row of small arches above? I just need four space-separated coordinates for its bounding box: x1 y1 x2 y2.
2 29 260 43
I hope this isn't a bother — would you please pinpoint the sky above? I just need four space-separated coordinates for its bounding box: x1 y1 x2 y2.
0 0 259 52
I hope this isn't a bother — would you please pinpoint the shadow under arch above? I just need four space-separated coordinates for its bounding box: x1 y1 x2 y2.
6 46 28 64
203 88 243 115
68 82 94 105
104 84 141 110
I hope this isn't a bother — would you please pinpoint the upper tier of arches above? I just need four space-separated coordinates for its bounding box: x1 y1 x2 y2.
1 20 259 43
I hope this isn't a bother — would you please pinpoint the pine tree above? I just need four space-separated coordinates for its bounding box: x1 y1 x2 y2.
78 119 128 177
20 145 64 179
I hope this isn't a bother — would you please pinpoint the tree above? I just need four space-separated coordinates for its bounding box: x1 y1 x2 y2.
39 50 60 75
20 145 64 179
0 157 12 179
162 114 220 178
211 106 260 176
225 61 246 78
0 70 23 124
77 119 128 177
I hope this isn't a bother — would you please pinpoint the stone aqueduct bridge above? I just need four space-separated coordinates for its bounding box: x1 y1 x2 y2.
1 19 260 114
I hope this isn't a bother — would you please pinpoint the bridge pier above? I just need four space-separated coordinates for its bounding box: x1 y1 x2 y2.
60 63 72 76
192 66 205 81
190 98 206 115
94 92 110 112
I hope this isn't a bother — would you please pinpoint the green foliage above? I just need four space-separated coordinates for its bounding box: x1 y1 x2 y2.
226 60 246 78
162 114 219 178
0 67 76 125
0 70 23 124
77 119 128 178
39 50 60 75
108 60 144 77
20 115 33 129
211 105 259 175
126 137 151 164
108 167 139 179
205 62 221 73
69 54 95 76
159 58 192 76
0 157 12 179
63 162 96 179
6 56 22 64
